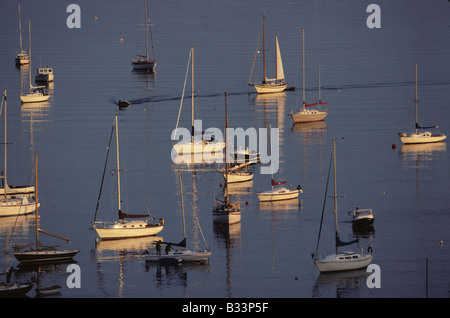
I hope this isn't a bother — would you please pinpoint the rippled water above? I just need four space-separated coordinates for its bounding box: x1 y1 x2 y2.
0 0 449 299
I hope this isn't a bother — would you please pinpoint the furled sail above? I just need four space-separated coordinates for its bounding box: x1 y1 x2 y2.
416 122 438 130
118 210 150 220
335 232 358 247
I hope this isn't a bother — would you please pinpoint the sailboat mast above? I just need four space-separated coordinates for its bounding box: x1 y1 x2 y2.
333 138 338 254
115 115 121 212
262 15 266 82
18 5 23 52
179 171 187 243
3 90 7 198
35 154 39 250
275 34 278 81
191 46 194 143
415 62 418 134
302 28 305 109
28 20 31 91
144 0 149 59
224 92 229 203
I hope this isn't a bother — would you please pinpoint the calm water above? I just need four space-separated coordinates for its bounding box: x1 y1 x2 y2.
0 0 449 299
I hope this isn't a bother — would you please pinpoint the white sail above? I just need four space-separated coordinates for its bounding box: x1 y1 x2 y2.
275 35 285 81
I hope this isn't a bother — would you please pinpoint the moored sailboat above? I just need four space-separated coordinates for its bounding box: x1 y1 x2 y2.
248 15 287 94
290 29 328 123
313 139 372 273
13 155 79 263
131 0 156 71
91 115 164 240
398 63 446 144
145 171 211 263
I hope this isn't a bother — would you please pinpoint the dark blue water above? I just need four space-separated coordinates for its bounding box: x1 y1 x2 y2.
1 0 449 299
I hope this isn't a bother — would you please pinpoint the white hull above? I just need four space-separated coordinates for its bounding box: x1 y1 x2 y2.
399 132 447 144
20 93 50 103
0 197 39 217
252 83 287 94
172 140 225 155
213 210 241 224
94 221 163 240
290 109 328 123
15 57 30 65
257 187 300 202
145 249 211 263
0 185 34 195
314 252 372 273
222 172 253 183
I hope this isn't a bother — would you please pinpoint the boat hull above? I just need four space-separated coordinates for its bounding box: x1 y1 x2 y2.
290 110 328 123
131 59 156 71
0 198 39 217
314 253 372 273
399 133 447 144
0 185 34 195
20 93 50 103
252 83 287 94
13 249 79 263
0 283 32 297
212 210 241 225
222 172 253 183
257 188 300 202
94 222 164 240
145 250 211 263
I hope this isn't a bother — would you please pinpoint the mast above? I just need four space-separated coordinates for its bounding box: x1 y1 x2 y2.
333 138 338 254
302 28 305 109
415 62 418 134
224 92 229 204
115 115 121 213
191 46 194 142
3 90 7 197
275 34 278 81
18 5 23 53
35 154 39 250
144 0 149 59
179 171 187 246
28 20 31 91
262 15 266 83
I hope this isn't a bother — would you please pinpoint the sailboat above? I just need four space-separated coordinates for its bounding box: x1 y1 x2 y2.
313 139 372 273
398 63 446 144
91 115 164 240
218 162 253 183
290 29 328 123
13 155 79 263
257 124 302 202
15 5 29 66
172 46 225 156
20 20 50 104
248 15 287 94
0 90 35 196
131 0 156 71
145 171 211 263
212 93 241 225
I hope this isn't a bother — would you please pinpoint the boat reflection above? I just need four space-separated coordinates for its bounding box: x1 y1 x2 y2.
312 268 371 298
258 197 301 211
399 142 446 169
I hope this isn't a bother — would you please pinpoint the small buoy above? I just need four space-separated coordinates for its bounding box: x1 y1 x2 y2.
382 191 386 195
245 201 248 205
440 240 444 246
220 182 223 187
94 16 98 20
120 38 124 42
392 143 396 149
295 276 298 280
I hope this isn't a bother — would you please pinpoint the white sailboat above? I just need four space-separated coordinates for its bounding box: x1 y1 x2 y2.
131 0 156 71
313 139 372 273
13 155 79 263
218 162 253 183
249 15 287 94
0 90 35 196
20 20 50 104
145 171 211 263
91 115 164 240
15 5 29 66
212 93 241 225
290 29 328 123
257 124 302 202
172 46 225 156
398 63 446 144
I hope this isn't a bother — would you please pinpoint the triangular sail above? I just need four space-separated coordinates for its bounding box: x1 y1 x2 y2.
275 35 285 81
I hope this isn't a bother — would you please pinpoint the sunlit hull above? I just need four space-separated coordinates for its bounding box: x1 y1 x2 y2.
94 221 163 240
314 253 372 273
0 197 39 217
20 93 50 103
0 185 35 195
252 83 287 94
290 109 328 123
222 172 253 183
399 132 447 144
257 187 300 202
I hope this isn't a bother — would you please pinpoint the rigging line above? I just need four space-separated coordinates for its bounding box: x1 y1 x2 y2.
314 149 333 257
173 47 192 140
93 118 115 223
249 19 263 84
